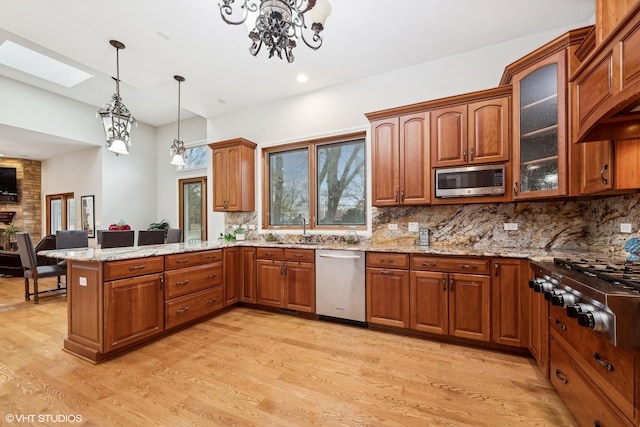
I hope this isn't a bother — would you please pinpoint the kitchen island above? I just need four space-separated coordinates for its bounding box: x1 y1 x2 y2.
42 241 621 363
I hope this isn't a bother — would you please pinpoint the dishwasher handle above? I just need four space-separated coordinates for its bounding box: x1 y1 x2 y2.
318 254 362 260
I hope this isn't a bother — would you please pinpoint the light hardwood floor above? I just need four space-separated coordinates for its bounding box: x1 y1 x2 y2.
0 276 577 426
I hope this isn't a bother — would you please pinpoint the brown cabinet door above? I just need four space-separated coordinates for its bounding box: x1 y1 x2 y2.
224 247 239 306
256 259 284 307
212 148 228 211
371 118 401 206
529 288 550 378
240 247 257 303
491 259 525 347
284 262 315 313
448 273 490 341
400 112 430 204
468 97 510 164
104 273 164 352
431 105 467 167
226 145 242 211
410 270 448 335
366 268 410 328
581 140 613 194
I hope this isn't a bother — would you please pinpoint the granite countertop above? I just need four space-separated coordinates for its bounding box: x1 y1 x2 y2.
39 240 623 263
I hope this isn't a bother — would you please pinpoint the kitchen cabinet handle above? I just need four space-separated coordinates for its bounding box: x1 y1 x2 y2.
599 164 608 185
463 148 467 162
293 254 304 258
206 255 219 260
319 254 361 260
494 262 499 276
206 298 217 304
206 274 217 279
449 277 454 291
400 190 404 202
555 319 567 331
470 147 475 161
442 276 446 291
513 182 518 196
459 264 477 270
176 306 190 314
593 352 614 371
175 259 189 264
176 280 189 286
394 190 399 203
380 270 393 275
128 265 146 270
265 252 275 256
554 369 568 384
422 262 437 267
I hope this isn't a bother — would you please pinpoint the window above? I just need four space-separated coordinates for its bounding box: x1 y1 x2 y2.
264 132 366 230
179 177 207 242
46 193 75 235
183 145 208 170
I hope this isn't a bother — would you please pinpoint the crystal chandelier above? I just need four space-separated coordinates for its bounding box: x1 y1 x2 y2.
218 0 332 63
170 75 187 168
97 40 136 156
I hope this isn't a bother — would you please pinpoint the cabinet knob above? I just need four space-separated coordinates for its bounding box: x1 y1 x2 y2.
513 182 518 196
600 164 608 185
554 369 568 384
463 148 467 162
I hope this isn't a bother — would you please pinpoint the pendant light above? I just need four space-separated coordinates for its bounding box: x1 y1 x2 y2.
170 75 186 168
97 40 136 156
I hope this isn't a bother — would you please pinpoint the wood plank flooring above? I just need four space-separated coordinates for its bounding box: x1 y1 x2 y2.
0 276 577 426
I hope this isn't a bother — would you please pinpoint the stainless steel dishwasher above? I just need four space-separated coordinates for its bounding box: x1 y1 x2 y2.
315 249 366 323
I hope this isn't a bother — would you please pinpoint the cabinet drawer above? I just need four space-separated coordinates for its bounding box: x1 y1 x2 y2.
257 247 284 260
104 256 164 281
550 338 634 427
550 305 636 419
411 255 489 274
164 263 223 299
366 252 409 269
165 250 223 270
284 248 314 263
165 287 224 329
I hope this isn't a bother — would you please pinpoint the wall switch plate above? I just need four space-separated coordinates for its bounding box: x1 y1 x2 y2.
504 223 518 231
621 223 632 233
388 223 398 230
408 222 419 232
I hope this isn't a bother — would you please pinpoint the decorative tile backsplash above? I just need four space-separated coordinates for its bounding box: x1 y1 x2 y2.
372 193 640 254
225 193 640 255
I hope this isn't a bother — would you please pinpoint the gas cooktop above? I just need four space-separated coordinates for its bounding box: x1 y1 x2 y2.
553 258 640 294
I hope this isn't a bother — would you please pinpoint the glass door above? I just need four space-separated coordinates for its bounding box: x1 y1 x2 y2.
179 177 207 242
46 193 74 235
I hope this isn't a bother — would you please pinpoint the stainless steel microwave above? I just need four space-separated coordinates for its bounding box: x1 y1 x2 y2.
435 164 505 198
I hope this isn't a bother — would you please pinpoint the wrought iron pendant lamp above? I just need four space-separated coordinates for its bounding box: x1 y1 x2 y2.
170 75 187 168
98 40 136 156
219 0 332 63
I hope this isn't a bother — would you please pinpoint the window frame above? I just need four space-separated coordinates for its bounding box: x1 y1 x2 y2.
262 131 366 231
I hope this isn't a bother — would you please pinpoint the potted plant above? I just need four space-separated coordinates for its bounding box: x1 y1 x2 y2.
4 223 19 250
234 225 246 241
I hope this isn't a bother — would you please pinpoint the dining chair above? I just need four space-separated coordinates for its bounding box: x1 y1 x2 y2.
165 228 183 243
137 229 166 246
56 230 89 249
100 230 135 249
17 232 67 304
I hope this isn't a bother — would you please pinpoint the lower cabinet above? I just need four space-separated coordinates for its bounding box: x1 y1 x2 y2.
164 249 225 329
491 259 527 348
104 272 164 352
224 247 240 306
366 253 410 328
528 278 550 377
239 247 257 303
256 248 315 313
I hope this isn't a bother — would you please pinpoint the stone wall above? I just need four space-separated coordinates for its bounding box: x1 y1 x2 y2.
0 158 42 247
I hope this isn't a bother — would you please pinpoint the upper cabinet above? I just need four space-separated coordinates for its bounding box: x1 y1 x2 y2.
431 95 510 168
369 113 430 206
208 138 256 212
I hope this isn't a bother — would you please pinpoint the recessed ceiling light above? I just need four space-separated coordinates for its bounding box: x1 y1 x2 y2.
0 40 93 88
297 74 308 83
156 30 171 41
217 99 227 104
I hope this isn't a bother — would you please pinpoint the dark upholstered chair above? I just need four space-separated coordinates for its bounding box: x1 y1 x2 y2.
35 234 58 266
17 232 66 304
137 229 166 246
56 230 89 249
165 228 183 244
100 230 134 249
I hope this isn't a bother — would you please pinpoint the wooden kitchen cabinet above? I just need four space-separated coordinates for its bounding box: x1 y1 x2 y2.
369 113 430 206
224 247 239 306
410 255 491 342
528 280 550 378
256 248 315 312
491 259 527 348
430 95 510 167
104 271 164 353
209 138 256 212
366 253 410 328
239 247 257 303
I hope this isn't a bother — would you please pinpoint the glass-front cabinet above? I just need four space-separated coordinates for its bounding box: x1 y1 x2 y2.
512 51 567 199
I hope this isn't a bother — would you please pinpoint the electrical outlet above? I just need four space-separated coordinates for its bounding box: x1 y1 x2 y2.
621 223 632 233
248 224 255 230
504 223 518 231
388 223 398 230
408 222 419 232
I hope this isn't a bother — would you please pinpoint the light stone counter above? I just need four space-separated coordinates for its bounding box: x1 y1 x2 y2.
40 240 625 264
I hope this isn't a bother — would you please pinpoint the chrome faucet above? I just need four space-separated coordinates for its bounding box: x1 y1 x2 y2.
301 218 311 240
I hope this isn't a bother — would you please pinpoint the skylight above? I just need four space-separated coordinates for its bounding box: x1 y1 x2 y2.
0 40 92 88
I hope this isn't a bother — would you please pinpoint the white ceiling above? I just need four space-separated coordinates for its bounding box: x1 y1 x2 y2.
0 0 595 160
